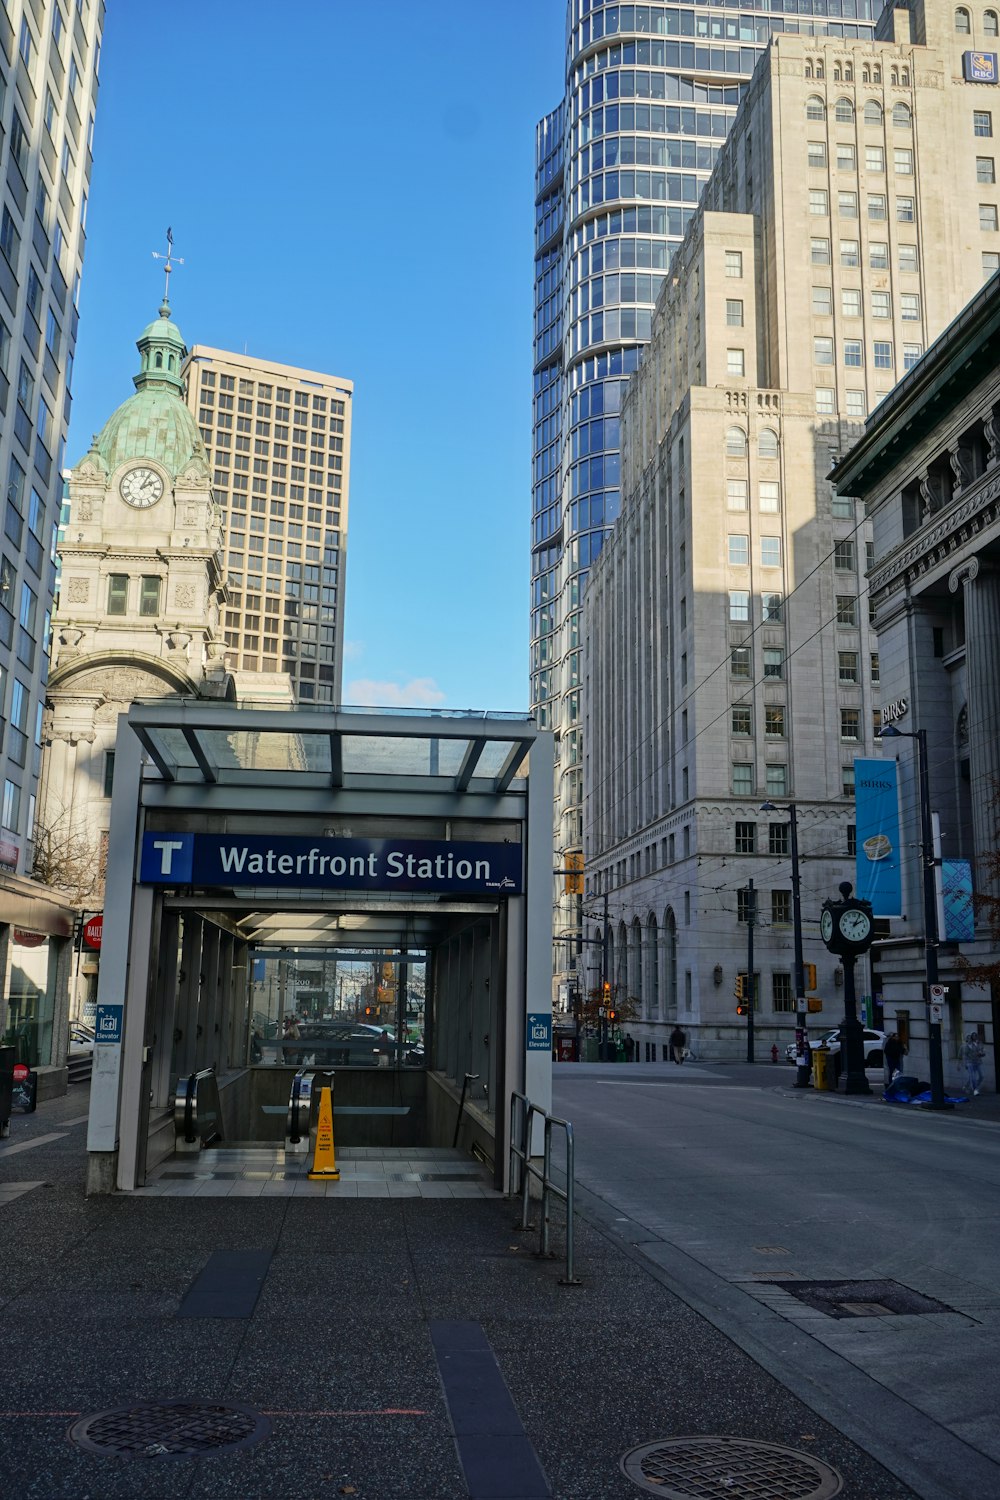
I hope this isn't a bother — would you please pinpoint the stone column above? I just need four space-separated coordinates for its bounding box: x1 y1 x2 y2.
950 559 1000 898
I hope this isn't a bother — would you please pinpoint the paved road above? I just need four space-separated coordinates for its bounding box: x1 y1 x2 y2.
553 1060 1000 1500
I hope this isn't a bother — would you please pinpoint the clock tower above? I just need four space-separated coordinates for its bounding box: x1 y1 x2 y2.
38 296 232 905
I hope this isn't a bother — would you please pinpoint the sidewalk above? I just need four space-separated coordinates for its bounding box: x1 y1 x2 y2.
0 1088 919 1499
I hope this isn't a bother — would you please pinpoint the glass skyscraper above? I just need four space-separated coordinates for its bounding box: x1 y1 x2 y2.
533 0 879 1005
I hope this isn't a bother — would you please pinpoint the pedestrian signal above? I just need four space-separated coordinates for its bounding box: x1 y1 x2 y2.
607 1008 617 1023
736 1002 747 1016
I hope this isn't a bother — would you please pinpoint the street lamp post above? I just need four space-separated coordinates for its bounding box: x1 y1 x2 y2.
876 725 952 1111
761 800 809 1088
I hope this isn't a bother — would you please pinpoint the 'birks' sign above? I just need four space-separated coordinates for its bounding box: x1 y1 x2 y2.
140 833 522 894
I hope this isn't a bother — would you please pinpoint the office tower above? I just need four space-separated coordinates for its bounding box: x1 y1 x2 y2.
582 0 1000 1057
184 347 352 704
0 0 102 881
533 0 879 1009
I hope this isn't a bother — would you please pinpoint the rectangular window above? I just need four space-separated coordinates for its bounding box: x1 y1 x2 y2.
812 285 832 315
731 647 751 678
18 583 36 634
726 299 744 326
17 360 34 413
842 287 862 316
874 340 893 369
984 251 1000 275
980 203 999 232
872 291 891 318
759 481 780 512
769 823 790 856
771 890 792 925
727 348 745 376
729 589 750 622
762 592 783 622
902 343 923 370
732 705 752 736
974 111 993 138
846 389 866 418
901 293 920 321
816 388 835 414
865 145 885 172
139 576 161 616
103 751 116 798
838 651 859 682
2 779 21 833
810 238 831 264
897 196 915 223
732 763 754 796
735 820 756 853
107 574 128 615
867 194 887 220
836 594 858 624
977 156 996 183
725 250 743 277
894 148 913 174
761 536 781 568
840 240 860 266
834 539 856 569
869 241 889 269
727 479 748 510
808 141 827 167
773 972 794 1012
844 339 864 367
766 764 787 797
842 764 856 797
763 647 784 679
814 336 834 365
809 189 829 215
836 143 856 171
728 534 749 566
0 208 19 266
838 191 858 217
871 652 880 684
841 707 861 740
765 706 785 737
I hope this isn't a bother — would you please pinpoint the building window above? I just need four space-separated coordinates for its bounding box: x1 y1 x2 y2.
838 191 858 217
894 148 914 175
735 821 756 853
984 252 1000 275
974 112 993 138
765 706 785 738
897 196 915 222
759 429 779 459
842 288 862 317
871 652 880 684
763 592 783 622
899 243 918 273
841 708 861 740
726 426 747 456
842 764 856 797
893 104 912 130
763 648 784 679
727 348 746 376
840 240 860 267
812 286 832 315
865 145 885 172
986 9 999 35
107 575 128 615
730 589 751 621
834 539 856 569
846 389 866 418
874 341 894 369
835 98 854 123
772 890 792 925
980 204 999 232
816 388 835 415
759 481 780 512
901 295 921 324
814 337 834 365
761 536 781 568
769 823 790 856
806 96 826 120
727 479 749 510
955 6 971 31
726 250 744 277
732 705 753 736
728 534 750 566
836 594 858 624
103 751 116 799
139 576 161 617
867 194 887 220
811 238 831 264
838 651 859 682
872 291 891 318
836 143 856 171
731 647 751 678
808 140 827 167
977 157 996 184
726 299 744 327
844 340 864 367
773 972 794 1012
732 764 754 796
2 779 21 833
766 764 788 797
870 241 889 269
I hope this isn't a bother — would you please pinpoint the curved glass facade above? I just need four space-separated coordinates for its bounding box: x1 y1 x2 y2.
533 0 879 1000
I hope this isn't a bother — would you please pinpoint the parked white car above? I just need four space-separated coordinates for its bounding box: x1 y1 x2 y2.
786 1029 887 1067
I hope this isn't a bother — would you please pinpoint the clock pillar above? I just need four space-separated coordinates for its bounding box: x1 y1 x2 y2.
820 883 874 1096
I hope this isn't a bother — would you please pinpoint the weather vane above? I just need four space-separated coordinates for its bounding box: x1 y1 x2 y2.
151 227 183 303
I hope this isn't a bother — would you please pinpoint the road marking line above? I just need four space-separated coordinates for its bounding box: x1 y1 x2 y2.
0 1132 66 1156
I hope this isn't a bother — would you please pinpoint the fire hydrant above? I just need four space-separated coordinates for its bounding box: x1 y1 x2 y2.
770 1044 779 1064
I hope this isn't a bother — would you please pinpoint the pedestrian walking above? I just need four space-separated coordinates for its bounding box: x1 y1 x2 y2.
377 1028 393 1068
961 1031 985 1096
669 1025 687 1065
883 1031 906 1089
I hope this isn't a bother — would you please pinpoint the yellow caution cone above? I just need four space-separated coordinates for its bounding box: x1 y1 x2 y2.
308 1084 340 1180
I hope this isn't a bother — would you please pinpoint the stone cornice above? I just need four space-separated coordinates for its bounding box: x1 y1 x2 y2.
869 469 1000 598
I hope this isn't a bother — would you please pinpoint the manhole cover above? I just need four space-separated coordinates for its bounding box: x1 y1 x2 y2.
67 1400 271 1459
621 1437 842 1499
772 1278 949 1320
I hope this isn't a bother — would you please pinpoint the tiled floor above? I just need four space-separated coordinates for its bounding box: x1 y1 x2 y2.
135 1145 503 1197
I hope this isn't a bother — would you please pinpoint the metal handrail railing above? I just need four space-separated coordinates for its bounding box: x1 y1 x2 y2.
173 1067 222 1146
509 1091 581 1286
286 1070 315 1149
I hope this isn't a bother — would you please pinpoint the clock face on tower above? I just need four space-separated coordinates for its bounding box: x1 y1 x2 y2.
119 466 164 508
820 910 834 943
838 908 873 944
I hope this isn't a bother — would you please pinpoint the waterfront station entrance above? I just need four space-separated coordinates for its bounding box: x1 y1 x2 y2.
87 704 553 1195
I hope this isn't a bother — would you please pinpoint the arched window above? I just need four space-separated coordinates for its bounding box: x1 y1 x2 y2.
873 66 882 83
805 61 813 78
864 99 883 125
806 95 825 121
844 64 853 82
815 60 825 79
154 351 163 368
606 927 614 992
616 920 628 996
663 908 677 1017
647 914 659 1015
631 916 643 1014
835 97 854 123
833 64 842 81
862 66 871 83
893 102 912 128
890 68 899 86
168 354 176 371
726 426 748 456
986 10 999 36
759 428 779 459
900 68 910 85
955 6 971 31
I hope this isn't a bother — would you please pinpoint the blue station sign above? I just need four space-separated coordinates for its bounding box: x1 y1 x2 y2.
140 833 523 895
964 50 998 81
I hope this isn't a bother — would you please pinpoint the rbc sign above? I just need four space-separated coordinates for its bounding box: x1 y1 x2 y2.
964 50 998 81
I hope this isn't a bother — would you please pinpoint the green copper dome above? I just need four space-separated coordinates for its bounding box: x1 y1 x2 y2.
86 299 205 478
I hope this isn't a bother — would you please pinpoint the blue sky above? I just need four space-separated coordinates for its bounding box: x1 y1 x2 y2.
67 1 565 713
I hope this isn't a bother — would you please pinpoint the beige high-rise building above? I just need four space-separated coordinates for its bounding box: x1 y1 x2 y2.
183 347 352 704
582 0 1000 1062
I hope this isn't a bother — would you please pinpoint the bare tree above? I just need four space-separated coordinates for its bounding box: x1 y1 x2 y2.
30 803 104 909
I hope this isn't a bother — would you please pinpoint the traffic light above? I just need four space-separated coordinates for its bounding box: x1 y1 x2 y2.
602 980 611 997
734 974 745 1001
364 1005 372 1017
805 963 818 992
607 1008 617 1023
736 1001 747 1016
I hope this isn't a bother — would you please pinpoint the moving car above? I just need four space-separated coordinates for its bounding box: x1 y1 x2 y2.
786 1028 887 1067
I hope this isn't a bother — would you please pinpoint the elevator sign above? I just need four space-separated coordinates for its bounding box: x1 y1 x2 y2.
139 833 523 895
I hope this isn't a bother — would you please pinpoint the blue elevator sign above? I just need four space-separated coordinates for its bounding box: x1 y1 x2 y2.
139 833 523 894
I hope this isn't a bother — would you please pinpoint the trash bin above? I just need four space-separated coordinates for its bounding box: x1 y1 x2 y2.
811 1046 831 1091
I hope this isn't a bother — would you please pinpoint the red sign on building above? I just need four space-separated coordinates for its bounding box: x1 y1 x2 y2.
83 915 104 950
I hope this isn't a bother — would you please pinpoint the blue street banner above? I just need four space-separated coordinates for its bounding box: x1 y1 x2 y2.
140 833 523 895
941 859 975 941
854 758 902 916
